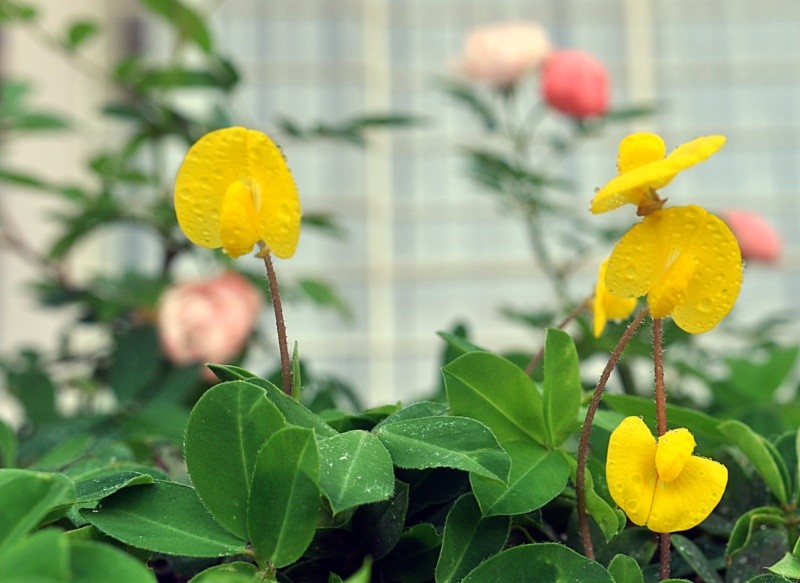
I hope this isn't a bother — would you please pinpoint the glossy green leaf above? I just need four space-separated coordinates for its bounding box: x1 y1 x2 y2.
379 523 441 583
436 330 487 358
726 507 784 557
71 539 156 582
109 326 161 403
31 434 95 471
749 574 795 583
470 440 569 516
81 481 247 557
542 329 581 447
727 512 789 582
461 543 613 582
443 351 545 444
726 345 799 402
246 377 337 438
318 430 394 514
206 363 257 383
374 401 449 428
563 455 623 542
188 562 258 582
435 493 509 583
373 416 510 482
343 558 372 583
607 554 643 583
248 427 320 568
670 534 723 583
603 394 725 442
65 20 98 50
719 420 789 504
138 0 212 53
73 469 155 503
0 469 75 551
0 417 17 467
184 380 286 538
0 529 70 582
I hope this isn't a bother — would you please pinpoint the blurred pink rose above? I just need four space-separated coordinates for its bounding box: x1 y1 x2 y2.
459 21 552 87
722 209 782 263
541 49 609 118
158 272 263 373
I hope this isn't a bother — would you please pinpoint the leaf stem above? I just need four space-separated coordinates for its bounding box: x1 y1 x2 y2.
262 253 292 395
576 306 648 560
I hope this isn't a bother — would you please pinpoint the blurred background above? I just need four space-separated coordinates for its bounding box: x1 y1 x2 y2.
1 0 798 413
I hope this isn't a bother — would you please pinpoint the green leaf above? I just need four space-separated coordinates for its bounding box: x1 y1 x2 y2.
726 507 784 557
603 394 726 442
206 363 257 382
542 329 581 447
109 326 161 403
0 0 36 21
248 427 320 568
0 469 75 551
343 558 372 583
443 351 546 444
373 416 510 482
5 357 57 425
607 554 643 583
81 481 247 557
352 481 409 560
189 562 259 583
318 430 394 514
726 346 799 402
563 455 623 542
470 440 569 516
769 553 800 579
65 20 98 49
0 417 18 467
375 401 449 428
246 377 338 438
70 539 156 582
185 380 286 539
436 77 497 130
669 534 723 583
31 434 94 470
138 0 212 53
727 511 789 582
719 420 789 504
73 469 155 503
0 529 70 582
461 543 613 582
379 523 441 583
435 493 509 583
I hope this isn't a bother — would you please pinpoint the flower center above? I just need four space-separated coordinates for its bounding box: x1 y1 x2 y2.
655 427 696 482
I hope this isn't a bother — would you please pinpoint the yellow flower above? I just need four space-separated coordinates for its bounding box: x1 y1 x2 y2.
605 205 742 334
591 133 726 216
593 259 638 337
606 416 727 533
174 127 301 259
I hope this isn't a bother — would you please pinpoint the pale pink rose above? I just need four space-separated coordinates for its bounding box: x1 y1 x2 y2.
722 209 782 263
158 272 263 373
459 21 552 87
541 49 609 118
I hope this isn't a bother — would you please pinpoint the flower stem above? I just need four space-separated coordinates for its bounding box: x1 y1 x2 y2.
262 253 292 396
652 317 670 579
524 297 590 376
576 306 648 560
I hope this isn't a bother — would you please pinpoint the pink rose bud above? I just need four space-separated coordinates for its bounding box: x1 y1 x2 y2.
722 209 782 263
459 21 552 88
541 49 610 118
158 272 263 374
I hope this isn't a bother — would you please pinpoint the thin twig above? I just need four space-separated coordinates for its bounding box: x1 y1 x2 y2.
659 533 671 581
262 253 292 395
524 296 590 376
576 306 649 560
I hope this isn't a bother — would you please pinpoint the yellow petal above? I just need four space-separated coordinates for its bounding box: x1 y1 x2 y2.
671 211 742 334
647 252 696 319
655 428 695 482
617 133 666 173
175 127 251 249
605 219 662 300
246 131 302 259
593 259 637 337
606 416 658 526
647 455 728 533
220 181 260 258
666 135 726 170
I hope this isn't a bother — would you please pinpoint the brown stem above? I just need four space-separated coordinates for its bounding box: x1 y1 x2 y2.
524 297 590 376
262 253 292 396
576 306 648 560
659 533 671 580
652 317 670 579
652 318 667 436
